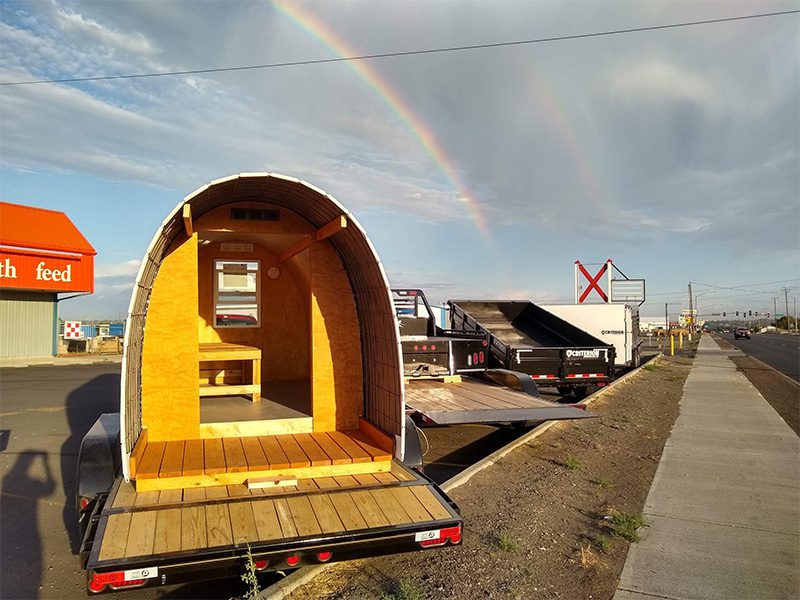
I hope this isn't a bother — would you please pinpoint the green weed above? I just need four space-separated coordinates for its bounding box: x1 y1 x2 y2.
562 456 583 470
492 531 519 552
381 579 424 600
607 511 647 542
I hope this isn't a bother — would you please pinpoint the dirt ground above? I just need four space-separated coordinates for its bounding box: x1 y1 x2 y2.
712 335 799 435
288 355 692 600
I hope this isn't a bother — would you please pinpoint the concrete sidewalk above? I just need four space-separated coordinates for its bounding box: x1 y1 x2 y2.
0 354 122 368
615 336 799 600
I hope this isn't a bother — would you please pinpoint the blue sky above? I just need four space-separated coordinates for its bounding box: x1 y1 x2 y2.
1 0 798 321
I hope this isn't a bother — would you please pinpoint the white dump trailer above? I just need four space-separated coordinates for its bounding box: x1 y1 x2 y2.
539 304 641 368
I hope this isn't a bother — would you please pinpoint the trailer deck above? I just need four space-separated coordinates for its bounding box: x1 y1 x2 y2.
87 463 458 569
405 378 593 425
451 302 568 348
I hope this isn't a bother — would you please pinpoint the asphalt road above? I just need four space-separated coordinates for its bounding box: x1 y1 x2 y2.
720 332 800 382
0 363 575 599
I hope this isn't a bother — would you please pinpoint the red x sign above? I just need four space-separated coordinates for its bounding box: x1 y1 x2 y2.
577 262 608 303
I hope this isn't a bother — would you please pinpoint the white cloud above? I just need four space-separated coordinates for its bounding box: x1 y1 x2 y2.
95 259 141 278
55 8 155 55
610 60 719 110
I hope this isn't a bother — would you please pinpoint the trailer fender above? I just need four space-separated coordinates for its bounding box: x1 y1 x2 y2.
77 413 121 515
483 369 541 397
402 416 424 471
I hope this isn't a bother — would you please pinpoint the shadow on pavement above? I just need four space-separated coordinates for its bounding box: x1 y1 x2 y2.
61 373 120 554
0 451 56 599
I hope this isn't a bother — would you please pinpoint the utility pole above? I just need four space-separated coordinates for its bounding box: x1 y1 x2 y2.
784 287 790 330
774 297 778 327
688 282 694 334
665 303 669 335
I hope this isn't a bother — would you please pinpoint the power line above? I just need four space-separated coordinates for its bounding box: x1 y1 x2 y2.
1 9 797 87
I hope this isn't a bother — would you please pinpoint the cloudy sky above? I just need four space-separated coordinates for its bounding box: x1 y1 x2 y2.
1 0 798 321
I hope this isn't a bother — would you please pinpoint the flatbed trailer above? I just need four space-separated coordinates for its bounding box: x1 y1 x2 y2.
393 289 594 424
77 175 461 593
450 300 616 398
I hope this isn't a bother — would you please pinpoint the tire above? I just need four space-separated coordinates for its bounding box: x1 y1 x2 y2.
573 386 597 401
557 386 573 397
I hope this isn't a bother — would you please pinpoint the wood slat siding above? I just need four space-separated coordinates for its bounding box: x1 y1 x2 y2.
122 174 403 476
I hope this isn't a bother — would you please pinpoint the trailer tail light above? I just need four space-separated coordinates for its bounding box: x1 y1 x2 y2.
467 354 472 366
79 496 91 511
479 351 485 363
285 554 300 567
254 560 268 570
482 340 488 346
472 353 478 365
317 551 333 562
418 525 462 547
431 345 436 351
413 345 418 351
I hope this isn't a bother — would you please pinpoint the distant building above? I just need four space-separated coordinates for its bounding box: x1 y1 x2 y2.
0 202 96 358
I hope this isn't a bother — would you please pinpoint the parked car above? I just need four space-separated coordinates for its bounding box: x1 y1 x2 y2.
734 327 751 340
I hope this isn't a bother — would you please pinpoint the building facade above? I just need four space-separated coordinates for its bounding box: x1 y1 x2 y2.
0 202 95 358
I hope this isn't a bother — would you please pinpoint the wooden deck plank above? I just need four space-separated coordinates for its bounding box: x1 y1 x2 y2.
293 434 331 467
296 478 318 491
183 487 206 502
205 485 229 499
392 487 433 522
180 506 207 551
258 436 291 470
261 484 298 496
133 491 161 507
312 433 353 465
222 437 248 473
125 510 157 557
227 484 250 498
347 430 393 461
137 441 166 478
111 481 137 509
410 486 453 521
252 499 283 541
328 493 368 531
327 432 372 463
203 439 226 475
98 513 132 561
390 463 416 481
374 471 400 484
205 503 234 547
229 501 258 547
333 475 358 488
158 488 183 504
160 441 186 478
307 494 346 534
370 488 412 526
353 473 380 486
273 498 298 538
276 435 311 468
241 436 269 470
182 439 204 476
153 508 182 554
314 477 339 490
349 490 390 528
286 496 323 537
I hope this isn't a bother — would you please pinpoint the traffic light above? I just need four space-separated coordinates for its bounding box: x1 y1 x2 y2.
755 311 759 316
749 310 752 317
723 311 726 317
736 311 739 316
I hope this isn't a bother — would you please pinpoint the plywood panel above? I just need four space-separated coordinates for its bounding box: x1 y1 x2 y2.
310 240 363 432
196 231 310 384
141 234 200 443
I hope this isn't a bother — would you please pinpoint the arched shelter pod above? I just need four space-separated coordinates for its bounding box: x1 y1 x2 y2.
120 173 404 485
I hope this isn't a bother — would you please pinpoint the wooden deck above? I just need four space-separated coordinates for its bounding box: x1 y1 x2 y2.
94 464 454 564
132 430 393 492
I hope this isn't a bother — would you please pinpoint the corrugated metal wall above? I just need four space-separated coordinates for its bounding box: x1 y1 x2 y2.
0 291 56 358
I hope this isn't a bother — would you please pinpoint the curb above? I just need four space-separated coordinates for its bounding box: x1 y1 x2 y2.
259 356 658 599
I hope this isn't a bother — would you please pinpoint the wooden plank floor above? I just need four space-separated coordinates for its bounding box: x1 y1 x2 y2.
134 430 393 492
405 378 562 413
96 465 453 563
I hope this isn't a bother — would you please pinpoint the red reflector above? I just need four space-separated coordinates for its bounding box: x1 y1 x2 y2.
88 578 106 593
317 551 333 562
479 351 485 363
413 345 418 351
419 525 462 547
431 344 436 351
254 560 268 570
472 353 478 364
286 554 300 566
112 579 145 589
92 572 124 586
482 340 488 347
422 345 427 351
80 497 90 510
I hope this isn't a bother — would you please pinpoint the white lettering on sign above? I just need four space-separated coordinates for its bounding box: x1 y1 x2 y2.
566 349 602 359
414 529 441 542
124 567 159 581
0 258 17 278
35 261 72 283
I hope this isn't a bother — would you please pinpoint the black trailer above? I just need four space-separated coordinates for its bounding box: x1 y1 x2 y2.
449 300 616 399
393 290 595 425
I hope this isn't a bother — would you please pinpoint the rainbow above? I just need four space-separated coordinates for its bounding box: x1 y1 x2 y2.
274 1 491 239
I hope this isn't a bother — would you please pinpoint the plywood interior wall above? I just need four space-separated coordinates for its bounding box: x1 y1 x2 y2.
141 233 200 442
310 240 363 432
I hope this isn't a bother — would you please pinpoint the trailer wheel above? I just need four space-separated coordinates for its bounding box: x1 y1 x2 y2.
557 386 573 397
572 386 597 400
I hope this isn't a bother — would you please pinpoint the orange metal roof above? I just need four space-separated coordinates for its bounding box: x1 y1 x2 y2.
0 201 96 255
